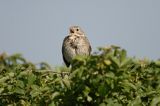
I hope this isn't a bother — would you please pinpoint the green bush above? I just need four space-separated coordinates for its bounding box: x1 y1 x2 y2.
0 46 160 106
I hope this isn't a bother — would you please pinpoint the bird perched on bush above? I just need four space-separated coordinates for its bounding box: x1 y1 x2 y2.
62 26 92 67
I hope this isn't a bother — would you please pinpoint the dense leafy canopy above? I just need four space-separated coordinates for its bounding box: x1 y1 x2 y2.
0 46 160 106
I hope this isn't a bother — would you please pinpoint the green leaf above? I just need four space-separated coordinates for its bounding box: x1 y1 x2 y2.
151 96 160 106
87 95 92 102
120 58 132 68
155 60 160 67
0 88 4 93
128 96 141 106
110 57 120 68
83 86 90 97
27 74 36 85
98 83 106 96
30 90 40 98
17 80 25 88
14 87 25 95
120 49 127 62
0 76 9 83
49 101 56 106
99 103 106 106
62 78 71 89
51 92 60 99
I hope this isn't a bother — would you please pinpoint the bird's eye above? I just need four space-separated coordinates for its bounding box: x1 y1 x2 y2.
76 29 79 31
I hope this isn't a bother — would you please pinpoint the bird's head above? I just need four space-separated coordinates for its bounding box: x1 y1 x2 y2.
69 26 85 36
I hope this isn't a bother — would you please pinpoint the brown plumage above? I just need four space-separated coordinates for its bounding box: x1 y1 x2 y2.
62 26 92 67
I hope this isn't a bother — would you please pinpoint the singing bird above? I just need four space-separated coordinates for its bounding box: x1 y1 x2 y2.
62 26 92 67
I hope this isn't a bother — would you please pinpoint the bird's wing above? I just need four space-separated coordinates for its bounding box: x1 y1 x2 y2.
84 36 92 55
89 44 92 55
75 36 92 55
62 36 70 67
62 36 76 67
62 54 70 67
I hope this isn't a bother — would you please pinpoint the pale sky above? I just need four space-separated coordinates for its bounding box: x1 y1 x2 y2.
0 0 160 66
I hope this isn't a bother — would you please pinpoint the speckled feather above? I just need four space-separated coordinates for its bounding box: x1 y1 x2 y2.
62 26 91 67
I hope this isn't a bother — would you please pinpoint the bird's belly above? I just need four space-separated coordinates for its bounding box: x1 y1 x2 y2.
76 45 90 55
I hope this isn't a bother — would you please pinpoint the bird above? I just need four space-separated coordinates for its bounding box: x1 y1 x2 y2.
62 26 92 67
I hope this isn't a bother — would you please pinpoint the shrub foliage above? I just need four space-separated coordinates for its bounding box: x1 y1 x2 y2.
0 46 160 106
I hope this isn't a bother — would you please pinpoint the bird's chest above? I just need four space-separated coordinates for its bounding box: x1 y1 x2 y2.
69 36 81 49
